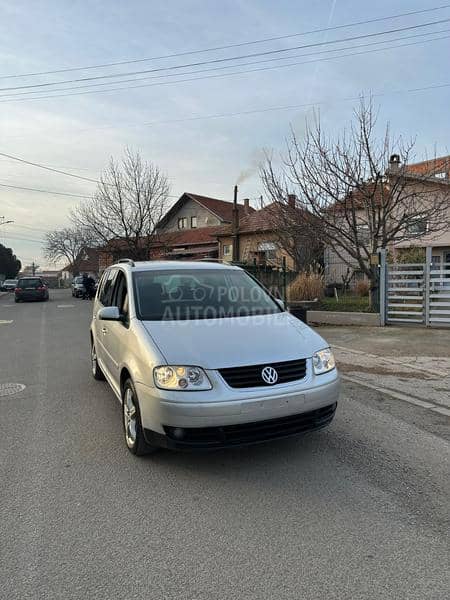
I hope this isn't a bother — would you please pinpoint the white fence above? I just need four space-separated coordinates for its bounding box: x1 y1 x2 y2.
384 256 450 327
386 263 425 324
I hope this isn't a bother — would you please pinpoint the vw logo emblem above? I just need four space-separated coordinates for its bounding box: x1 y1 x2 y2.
261 366 278 385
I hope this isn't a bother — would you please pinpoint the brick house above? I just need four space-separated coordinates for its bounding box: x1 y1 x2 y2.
216 197 320 271
63 247 101 279
98 192 253 270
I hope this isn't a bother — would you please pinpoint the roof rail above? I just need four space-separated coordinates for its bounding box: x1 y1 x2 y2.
117 258 135 267
196 258 222 263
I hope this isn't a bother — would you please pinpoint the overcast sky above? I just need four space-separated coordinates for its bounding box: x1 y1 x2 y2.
0 0 449 269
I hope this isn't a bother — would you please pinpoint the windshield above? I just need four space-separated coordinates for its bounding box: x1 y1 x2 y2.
133 269 282 321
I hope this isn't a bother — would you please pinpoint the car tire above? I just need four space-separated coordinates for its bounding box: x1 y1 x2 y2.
14 298 19 303
91 341 105 381
122 378 157 456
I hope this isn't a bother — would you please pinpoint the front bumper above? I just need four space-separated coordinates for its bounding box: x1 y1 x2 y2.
145 402 337 449
136 367 340 448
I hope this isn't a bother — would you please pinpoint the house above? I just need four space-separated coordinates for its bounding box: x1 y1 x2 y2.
98 192 254 270
155 192 253 233
324 155 450 287
216 196 320 271
394 156 450 268
63 247 101 280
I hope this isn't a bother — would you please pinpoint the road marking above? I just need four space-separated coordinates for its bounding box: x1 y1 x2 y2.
57 304 75 308
332 343 448 377
0 320 13 325
2 304 14 307
0 383 26 397
341 374 449 413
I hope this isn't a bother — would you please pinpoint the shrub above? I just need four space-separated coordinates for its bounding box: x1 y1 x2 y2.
289 266 325 301
355 279 369 297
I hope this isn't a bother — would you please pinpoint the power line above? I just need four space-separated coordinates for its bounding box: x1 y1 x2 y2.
1 32 448 105
1 80 449 197
0 153 179 198
7 224 50 233
1 17 449 93
1 4 448 80
0 182 91 198
2 28 447 99
1 234 45 244
0 152 101 184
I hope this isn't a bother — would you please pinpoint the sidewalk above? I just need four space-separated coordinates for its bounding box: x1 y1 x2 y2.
316 325 450 412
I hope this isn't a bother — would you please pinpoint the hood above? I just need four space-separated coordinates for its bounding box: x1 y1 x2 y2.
143 312 328 369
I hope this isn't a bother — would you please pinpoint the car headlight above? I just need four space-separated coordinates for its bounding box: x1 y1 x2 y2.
153 365 212 391
312 348 336 375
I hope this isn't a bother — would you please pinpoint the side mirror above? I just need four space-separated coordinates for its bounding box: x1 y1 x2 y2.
98 306 122 322
275 298 286 310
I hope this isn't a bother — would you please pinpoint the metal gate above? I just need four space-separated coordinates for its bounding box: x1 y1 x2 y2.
386 263 425 324
429 261 450 326
384 257 450 327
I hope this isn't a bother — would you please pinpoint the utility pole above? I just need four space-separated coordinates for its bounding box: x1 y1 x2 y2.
31 262 37 275
231 185 240 263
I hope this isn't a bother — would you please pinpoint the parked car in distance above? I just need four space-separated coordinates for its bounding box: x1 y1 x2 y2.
0 279 18 292
90 260 340 456
72 275 86 298
15 277 49 302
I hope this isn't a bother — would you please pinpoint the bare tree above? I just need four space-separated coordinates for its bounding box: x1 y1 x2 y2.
261 99 449 306
263 199 323 270
44 227 93 275
71 148 170 260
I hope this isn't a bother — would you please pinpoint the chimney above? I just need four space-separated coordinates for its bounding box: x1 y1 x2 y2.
287 194 297 209
232 185 240 262
389 154 400 172
243 198 250 214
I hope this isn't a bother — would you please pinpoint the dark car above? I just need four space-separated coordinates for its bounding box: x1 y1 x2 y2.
15 277 49 302
1 279 18 292
71 275 86 298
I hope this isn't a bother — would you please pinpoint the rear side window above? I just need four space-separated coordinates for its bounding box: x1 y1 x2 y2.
111 271 129 320
18 278 42 288
99 269 118 306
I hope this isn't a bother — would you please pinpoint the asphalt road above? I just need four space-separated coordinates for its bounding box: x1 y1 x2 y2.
1 290 449 600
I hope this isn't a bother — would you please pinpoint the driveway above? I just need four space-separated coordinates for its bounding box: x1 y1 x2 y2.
318 326 450 413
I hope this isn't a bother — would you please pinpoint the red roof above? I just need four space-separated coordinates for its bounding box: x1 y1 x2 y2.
216 202 312 235
100 227 220 253
405 156 450 178
184 193 254 221
158 226 219 246
65 247 100 273
157 192 254 230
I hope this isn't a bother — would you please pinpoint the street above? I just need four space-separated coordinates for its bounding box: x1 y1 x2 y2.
1 289 449 600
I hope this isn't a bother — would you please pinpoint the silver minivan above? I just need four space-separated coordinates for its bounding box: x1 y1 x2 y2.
90 260 340 455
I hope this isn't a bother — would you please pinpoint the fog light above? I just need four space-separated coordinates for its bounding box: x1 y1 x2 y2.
172 427 185 439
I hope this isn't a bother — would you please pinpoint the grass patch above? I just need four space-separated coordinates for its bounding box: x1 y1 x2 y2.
317 295 375 313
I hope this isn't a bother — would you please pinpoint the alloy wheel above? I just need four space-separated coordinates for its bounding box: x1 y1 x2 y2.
91 344 98 376
124 388 137 448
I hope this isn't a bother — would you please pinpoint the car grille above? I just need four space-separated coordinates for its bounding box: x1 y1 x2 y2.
219 358 307 388
164 403 337 447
